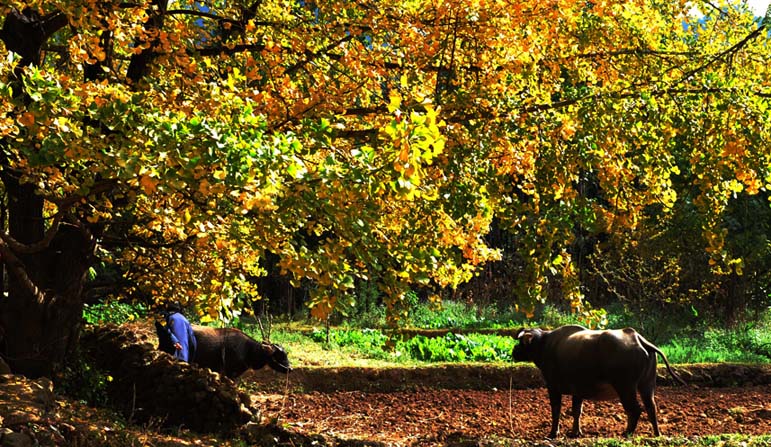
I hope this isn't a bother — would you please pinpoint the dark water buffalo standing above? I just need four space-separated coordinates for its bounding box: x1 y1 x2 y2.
512 325 685 438
192 326 292 378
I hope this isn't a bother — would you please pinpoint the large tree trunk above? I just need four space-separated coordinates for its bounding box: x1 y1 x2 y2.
0 8 91 378
0 178 94 378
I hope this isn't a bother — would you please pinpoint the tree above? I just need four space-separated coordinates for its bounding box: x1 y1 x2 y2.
1 0 770 376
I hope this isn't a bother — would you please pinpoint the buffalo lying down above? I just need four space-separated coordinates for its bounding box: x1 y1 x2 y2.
192 326 292 379
513 325 685 438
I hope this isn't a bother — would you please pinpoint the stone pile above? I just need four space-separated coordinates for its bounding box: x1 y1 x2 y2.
80 324 254 433
0 375 62 447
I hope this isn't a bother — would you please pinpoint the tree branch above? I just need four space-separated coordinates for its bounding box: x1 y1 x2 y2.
285 34 356 76
165 9 278 27
194 43 266 56
0 212 64 255
0 8 69 66
675 24 766 85
99 234 198 250
126 0 168 83
575 48 698 59
0 237 47 306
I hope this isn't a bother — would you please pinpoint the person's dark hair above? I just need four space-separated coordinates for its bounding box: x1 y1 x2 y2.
166 301 183 314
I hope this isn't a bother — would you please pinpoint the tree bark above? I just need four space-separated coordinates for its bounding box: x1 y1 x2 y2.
0 174 94 377
0 7 92 378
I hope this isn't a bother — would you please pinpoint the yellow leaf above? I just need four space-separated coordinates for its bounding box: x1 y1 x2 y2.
310 300 334 320
727 179 744 193
388 91 401 113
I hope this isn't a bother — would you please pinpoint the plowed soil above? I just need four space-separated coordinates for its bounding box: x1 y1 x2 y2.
257 386 771 446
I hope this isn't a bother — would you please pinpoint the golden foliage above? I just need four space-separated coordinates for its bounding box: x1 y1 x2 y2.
2 0 770 319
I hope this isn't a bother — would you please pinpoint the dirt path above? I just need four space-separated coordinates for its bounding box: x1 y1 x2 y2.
256 386 771 446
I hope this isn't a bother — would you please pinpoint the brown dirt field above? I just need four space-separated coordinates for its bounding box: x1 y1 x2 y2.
255 386 771 446
121 320 771 446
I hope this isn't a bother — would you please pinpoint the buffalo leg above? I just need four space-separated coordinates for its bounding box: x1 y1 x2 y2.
219 346 228 375
615 385 642 436
569 396 584 437
547 389 562 438
639 386 660 436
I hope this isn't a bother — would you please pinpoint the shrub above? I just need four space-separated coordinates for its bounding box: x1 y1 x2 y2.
409 300 478 329
408 300 525 329
310 327 390 359
305 328 515 363
660 326 771 364
83 301 149 325
398 332 514 362
55 352 112 406
536 304 589 328
401 334 468 362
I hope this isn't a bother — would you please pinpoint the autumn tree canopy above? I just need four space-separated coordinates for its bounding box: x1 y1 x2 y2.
1 0 770 375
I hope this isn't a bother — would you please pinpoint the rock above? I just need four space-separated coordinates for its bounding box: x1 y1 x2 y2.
2 410 39 426
0 432 34 447
30 377 54 408
80 324 256 434
240 422 327 446
28 425 65 447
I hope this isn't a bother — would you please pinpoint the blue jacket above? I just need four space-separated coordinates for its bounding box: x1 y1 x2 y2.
165 312 197 362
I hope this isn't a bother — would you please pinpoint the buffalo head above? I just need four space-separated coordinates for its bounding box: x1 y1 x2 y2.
261 343 292 373
511 328 543 362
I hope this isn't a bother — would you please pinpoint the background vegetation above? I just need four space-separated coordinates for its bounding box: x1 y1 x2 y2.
3 0 771 379
84 299 771 366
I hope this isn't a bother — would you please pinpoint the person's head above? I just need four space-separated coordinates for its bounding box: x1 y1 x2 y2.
166 301 183 314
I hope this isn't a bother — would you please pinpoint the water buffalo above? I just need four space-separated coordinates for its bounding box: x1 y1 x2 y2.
192 326 292 379
512 325 685 438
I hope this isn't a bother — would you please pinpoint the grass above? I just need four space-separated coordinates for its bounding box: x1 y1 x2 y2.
234 322 423 368
251 325 517 366
259 302 771 368
82 300 771 368
240 321 771 369
660 326 771 364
